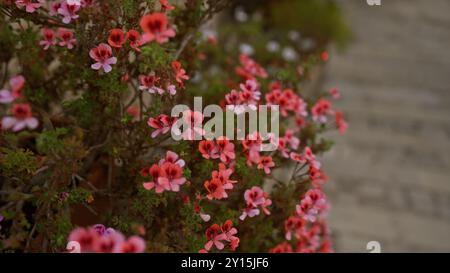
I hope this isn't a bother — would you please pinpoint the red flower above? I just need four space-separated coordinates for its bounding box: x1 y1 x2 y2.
269 242 293 253
140 12 175 44
113 236 146 253
204 224 227 251
126 30 142 52
39 28 56 50
311 98 332 123
147 114 177 138
198 140 219 159
335 111 348 134
159 0 175 11
108 28 125 48
171 61 189 86
216 137 235 163
89 43 117 73
257 156 275 174
159 162 186 192
142 164 170 193
235 54 267 80
58 28 76 49
204 178 227 200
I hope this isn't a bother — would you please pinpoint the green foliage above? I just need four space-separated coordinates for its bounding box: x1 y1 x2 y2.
36 128 70 155
0 148 38 179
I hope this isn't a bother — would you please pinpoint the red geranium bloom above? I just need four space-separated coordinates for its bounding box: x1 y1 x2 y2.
140 12 175 44
204 224 227 251
158 162 186 192
147 114 177 138
108 29 125 48
171 61 189 86
204 178 227 200
198 140 219 160
126 30 142 52
159 0 175 11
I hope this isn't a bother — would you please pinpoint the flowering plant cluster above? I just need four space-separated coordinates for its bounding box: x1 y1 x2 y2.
0 0 348 252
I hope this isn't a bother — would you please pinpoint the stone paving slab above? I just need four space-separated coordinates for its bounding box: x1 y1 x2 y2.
322 0 450 252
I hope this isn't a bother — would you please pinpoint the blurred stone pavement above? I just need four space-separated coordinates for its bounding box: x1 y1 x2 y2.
321 0 450 252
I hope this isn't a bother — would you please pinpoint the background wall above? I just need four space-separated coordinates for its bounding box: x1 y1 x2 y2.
322 0 450 252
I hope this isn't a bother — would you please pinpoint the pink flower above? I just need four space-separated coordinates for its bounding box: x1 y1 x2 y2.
284 216 306 241
194 204 211 222
211 163 237 190
166 84 177 95
284 129 299 149
176 110 204 140
140 12 175 44
58 28 76 49
67 226 146 253
270 242 293 253
10 75 25 98
239 203 261 220
311 98 332 123
304 146 321 169
113 236 146 253
335 111 348 134
147 114 177 138
142 164 170 193
93 224 115 236
66 0 81 6
92 232 124 253
242 132 262 166
15 0 43 13
216 137 235 163
240 186 271 220
172 61 189 87
49 1 62 16
235 54 267 80
257 156 275 174
204 224 227 251
0 89 15 104
204 178 227 200
58 1 80 24
159 162 186 192
159 0 175 11
290 152 306 164
244 186 265 207
39 28 56 50
1 103 39 132
329 87 340 99
139 74 164 94
159 150 185 168
296 189 327 222
68 227 99 252
220 220 240 251
89 43 117 73
198 140 219 159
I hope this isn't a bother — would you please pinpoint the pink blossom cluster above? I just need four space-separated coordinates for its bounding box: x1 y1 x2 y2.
141 151 187 193
67 224 146 253
199 137 236 164
224 79 261 114
295 188 328 222
147 114 177 138
1 75 39 132
235 54 268 80
265 83 308 118
200 220 239 253
271 219 332 253
203 163 237 200
239 186 272 221
40 27 76 50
